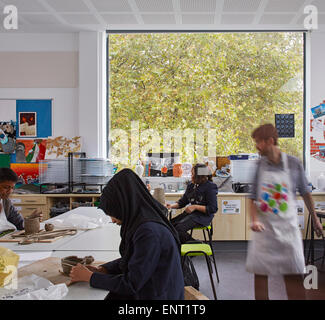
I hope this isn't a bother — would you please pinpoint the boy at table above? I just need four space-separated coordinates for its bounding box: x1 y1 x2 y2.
0 168 42 231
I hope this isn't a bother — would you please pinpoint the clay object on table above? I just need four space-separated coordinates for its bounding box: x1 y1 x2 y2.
61 255 94 276
24 216 40 235
45 223 54 232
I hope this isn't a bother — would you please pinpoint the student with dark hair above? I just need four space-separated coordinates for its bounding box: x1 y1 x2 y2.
0 168 42 230
69 169 184 300
167 163 218 244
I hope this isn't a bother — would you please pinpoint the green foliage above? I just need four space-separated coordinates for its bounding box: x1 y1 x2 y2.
108 32 304 163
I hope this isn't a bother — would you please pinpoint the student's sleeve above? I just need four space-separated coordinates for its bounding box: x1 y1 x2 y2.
100 258 122 274
90 226 161 295
205 185 218 214
296 159 309 196
6 201 24 230
177 184 190 208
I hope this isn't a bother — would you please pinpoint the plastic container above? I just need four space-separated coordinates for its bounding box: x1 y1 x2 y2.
230 159 258 183
317 172 325 191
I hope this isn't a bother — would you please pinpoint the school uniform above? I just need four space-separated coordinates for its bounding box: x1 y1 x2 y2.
90 221 184 300
171 180 218 243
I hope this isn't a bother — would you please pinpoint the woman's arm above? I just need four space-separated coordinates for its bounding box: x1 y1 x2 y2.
249 199 265 232
88 225 162 295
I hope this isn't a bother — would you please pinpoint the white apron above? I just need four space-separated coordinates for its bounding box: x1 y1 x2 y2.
246 153 305 275
0 200 17 233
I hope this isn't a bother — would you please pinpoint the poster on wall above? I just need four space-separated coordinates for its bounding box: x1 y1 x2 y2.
16 100 52 138
15 139 47 163
310 100 325 188
0 121 16 153
311 103 325 119
19 112 37 137
10 163 39 184
45 136 81 159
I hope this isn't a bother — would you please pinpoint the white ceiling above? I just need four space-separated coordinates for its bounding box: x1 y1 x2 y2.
0 0 324 33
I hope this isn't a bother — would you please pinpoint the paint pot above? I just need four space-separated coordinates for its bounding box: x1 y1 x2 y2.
153 187 165 205
24 216 40 235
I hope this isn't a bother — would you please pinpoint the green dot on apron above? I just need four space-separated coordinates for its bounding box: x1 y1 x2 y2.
279 202 288 212
275 184 282 192
268 199 276 207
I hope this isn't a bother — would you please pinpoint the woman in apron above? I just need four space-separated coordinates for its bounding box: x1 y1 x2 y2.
246 124 323 300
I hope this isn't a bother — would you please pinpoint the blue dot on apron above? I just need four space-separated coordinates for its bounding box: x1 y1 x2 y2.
262 192 269 201
273 208 279 214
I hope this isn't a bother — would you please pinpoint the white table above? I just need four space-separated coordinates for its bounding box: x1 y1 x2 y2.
56 224 121 251
0 207 122 300
52 250 121 300
0 230 85 252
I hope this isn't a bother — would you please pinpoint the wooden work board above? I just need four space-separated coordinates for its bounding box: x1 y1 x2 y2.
0 229 76 244
18 257 105 286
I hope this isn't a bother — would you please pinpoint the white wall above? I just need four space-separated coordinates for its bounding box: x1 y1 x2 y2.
0 33 79 138
309 30 325 187
78 31 107 158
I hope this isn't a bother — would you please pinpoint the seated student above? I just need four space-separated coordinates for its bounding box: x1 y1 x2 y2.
0 168 42 231
69 168 184 300
167 163 218 244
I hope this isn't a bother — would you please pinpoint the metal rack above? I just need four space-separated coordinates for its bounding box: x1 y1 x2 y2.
39 152 113 194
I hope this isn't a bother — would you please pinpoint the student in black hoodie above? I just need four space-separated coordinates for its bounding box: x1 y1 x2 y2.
69 168 184 300
167 163 218 244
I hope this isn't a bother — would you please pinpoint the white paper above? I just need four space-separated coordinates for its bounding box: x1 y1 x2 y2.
295 200 305 214
0 274 68 300
221 200 241 214
43 207 112 230
10 198 22 204
17 251 52 268
298 215 305 230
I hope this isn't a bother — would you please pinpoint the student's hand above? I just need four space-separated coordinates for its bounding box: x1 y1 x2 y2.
250 221 265 232
313 218 323 238
70 263 93 283
166 203 172 209
86 265 108 274
185 205 197 214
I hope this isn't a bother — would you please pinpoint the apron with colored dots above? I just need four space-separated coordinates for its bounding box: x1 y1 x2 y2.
246 153 305 275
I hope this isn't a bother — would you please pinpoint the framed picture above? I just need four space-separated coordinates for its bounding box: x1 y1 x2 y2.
19 112 37 137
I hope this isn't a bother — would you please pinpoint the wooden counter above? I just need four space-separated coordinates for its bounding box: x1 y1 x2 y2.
10 192 325 241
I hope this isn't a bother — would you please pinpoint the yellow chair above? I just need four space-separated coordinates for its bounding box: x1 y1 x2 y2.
190 224 219 282
181 243 217 300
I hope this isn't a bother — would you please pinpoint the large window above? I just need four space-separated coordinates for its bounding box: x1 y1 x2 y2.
107 32 304 166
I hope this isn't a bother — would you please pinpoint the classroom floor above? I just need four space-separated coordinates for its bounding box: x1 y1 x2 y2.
193 241 325 300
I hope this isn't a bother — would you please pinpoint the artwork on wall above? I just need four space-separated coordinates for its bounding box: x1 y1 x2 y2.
19 112 37 137
10 163 40 184
45 136 81 159
15 139 47 163
0 121 16 153
16 100 52 138
311 103 325 119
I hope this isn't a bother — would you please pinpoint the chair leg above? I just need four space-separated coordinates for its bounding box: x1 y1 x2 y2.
208 229 220 283
204 253 217 300
305 213 311 264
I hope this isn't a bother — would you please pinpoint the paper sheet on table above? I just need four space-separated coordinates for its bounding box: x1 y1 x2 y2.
17 252 52 268
42 207 112 230
0 274 68 300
